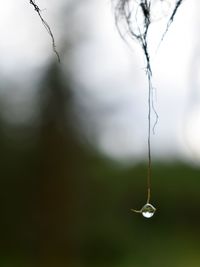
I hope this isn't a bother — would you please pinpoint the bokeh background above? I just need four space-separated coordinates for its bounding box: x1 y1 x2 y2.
0 0 200 266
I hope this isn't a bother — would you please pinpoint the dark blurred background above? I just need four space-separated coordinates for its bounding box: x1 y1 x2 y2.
0 0 200 266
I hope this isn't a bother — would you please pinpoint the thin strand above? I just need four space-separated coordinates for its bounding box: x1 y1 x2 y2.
30 0 60 62
130 208 142 213
113 0 154 203
113 0 184 212
151 85 159 135
147 69 152 204
157 0 183 49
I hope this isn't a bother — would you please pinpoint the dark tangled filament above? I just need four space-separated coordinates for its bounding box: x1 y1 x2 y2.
113 0 183 204
30 0 60 62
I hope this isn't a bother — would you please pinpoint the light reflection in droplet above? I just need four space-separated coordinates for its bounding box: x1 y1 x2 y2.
141 203 156 218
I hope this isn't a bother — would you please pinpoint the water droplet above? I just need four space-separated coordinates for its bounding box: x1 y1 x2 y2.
141 203 156 218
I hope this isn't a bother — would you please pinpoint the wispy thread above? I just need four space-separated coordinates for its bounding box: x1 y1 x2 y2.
158 0 184 49
29 0 60 62
113 0 183 205
113 0 157 204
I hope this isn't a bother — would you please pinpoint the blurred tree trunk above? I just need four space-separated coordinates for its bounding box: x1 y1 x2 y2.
35 63 88 266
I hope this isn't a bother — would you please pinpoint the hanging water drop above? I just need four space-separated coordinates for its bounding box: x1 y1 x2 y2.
131 203 156 218
141 203 156 218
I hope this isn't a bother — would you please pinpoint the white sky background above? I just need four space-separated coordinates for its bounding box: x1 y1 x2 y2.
0 0 200 165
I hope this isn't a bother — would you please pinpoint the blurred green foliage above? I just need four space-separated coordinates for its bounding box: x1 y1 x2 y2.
0 63 200 267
